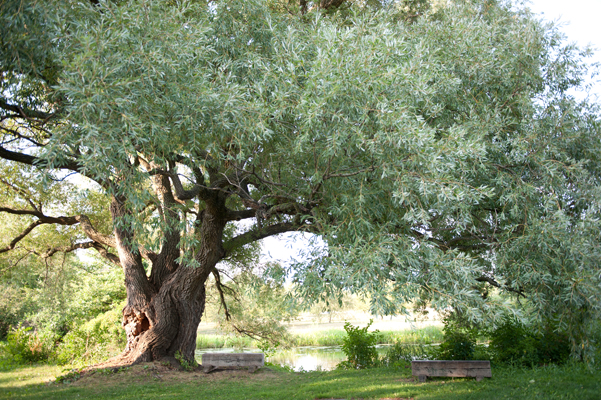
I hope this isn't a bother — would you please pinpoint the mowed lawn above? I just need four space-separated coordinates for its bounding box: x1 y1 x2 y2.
1 362 600 400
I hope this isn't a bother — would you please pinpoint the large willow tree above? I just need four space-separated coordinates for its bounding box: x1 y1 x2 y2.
1 0 600 364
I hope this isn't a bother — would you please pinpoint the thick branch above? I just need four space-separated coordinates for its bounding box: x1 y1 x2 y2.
300 0 308 14
225 209 256 222
0 220 43 254
148 171 182 287
0 97 56 121
223 222 298 254
0 207 157 261
0 178 40 210
319 0 346 10
476 276 526 298
169 170 203 201
0 146 94 183
40 241 97 258
37 240 121 266
0 207 77 224
0 146 40 166
74 215 116 248
91 243 122 266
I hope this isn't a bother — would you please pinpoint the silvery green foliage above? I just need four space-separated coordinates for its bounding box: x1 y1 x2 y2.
5 0 600 359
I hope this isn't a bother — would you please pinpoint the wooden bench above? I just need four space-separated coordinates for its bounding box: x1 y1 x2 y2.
411 360 491 382
201 353 265 373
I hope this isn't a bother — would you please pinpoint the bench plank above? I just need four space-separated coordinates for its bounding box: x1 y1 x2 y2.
412 360 491 382
202 353 265 373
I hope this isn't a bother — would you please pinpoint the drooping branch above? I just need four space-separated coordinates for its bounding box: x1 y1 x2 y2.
0 177 40 211
0 250 35 277
323 166 376 179
213 269 232 321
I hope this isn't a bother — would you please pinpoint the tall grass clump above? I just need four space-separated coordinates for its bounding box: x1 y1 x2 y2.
379 326 443 345
292 329 348 347
196 334 256 349
196 326 444 350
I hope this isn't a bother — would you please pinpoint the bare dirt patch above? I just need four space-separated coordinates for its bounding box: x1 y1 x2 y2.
70 361 279 387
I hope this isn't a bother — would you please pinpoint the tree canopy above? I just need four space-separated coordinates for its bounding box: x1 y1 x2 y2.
1 0 600 363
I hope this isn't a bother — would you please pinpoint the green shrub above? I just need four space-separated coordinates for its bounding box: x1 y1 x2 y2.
338 320 380 369
437 312 479 360
488 318 570 367
488 318 539 366
438 330 476 360
2 326 56 364
383 343 437 368
54 302 126 367
537 328 570 365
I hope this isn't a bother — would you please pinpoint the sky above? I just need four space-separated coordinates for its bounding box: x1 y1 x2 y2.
260 0 601 265
528 0 601 99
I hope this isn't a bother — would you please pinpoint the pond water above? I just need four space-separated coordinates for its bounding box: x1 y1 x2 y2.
195 345 394 371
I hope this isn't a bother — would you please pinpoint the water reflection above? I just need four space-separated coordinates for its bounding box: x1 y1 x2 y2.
268 346 344 371
195 345 393 372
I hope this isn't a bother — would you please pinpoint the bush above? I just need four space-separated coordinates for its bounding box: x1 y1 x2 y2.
53 302 126 367
338 320 380 369
383 343 436 368
2 326 56 364
537 327 570 365
438 330 476 360
488 318 570 367
437 312 479 360
0 285 31 340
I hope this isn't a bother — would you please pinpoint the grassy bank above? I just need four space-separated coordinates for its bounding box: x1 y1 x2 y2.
1 361 600 400
196 326 444 349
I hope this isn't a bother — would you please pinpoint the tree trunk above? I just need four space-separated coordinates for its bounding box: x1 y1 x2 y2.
108 194 227 366
120 264 212 365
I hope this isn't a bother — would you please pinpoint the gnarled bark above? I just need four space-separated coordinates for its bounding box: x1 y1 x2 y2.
110 189 228 366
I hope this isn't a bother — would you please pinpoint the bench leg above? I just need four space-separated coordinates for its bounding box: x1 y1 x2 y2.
203 365 216 374
476 376 483 382
248 366 257 373
418 375 427 382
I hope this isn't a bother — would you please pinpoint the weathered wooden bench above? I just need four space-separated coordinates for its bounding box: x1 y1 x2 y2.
201 353 265 373
411 360 492 382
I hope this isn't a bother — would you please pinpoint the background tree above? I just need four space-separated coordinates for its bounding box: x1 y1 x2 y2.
1 0 599 366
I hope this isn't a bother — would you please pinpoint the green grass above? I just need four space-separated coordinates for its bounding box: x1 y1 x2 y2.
1 362 600 399
196 326 444 349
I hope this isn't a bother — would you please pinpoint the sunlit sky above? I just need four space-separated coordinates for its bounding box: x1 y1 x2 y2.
260 0 601 264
